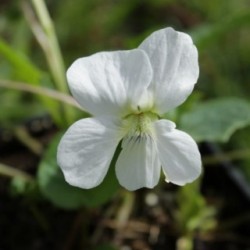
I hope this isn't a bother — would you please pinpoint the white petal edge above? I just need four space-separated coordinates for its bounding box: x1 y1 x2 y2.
57 116 122 189
154 119 202 185
116 134 161 191
139 27 199 114
67 49 153 116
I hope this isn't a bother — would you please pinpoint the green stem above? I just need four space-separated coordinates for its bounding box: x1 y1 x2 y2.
22 0 75 125
14 126 43 156
31 0 67 93
0 162 34 182
116 191 135 227
0 79 80 109
112 190 135 244
202 148 250 165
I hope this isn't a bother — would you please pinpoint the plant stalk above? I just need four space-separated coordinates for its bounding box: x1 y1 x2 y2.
0 163 34 182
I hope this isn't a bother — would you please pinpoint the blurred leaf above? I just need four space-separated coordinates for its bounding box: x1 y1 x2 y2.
229 126 250 182
176 180 217 234
10 176 40 199
163 91 203 123
187 206 217 232
192 10 250 50
0 38 41 82
38 133 120 209
0 38 64 126
180 98 250 142
11 177 29 194
0 90 44 126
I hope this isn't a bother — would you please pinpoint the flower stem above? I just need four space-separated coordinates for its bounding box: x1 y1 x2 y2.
21 0 76 125
30 0 67 93
116 191 135 227
14 126 43 156
0 162 34 182
202 148 250 165
113 191 135 243
0 79 80 109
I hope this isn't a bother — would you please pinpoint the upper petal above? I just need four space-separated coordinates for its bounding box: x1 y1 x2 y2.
154 120 202 185
139 27 199 114
57 116 122 189
67 49 153 116
115 134 161 191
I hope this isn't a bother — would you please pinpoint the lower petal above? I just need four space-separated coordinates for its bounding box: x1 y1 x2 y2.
57 116 122 189
116 134 161 191
154 120 202 185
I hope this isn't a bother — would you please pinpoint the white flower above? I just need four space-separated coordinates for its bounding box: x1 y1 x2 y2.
57 27 202 191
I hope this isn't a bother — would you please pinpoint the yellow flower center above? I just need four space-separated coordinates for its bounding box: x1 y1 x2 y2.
122 110 159 141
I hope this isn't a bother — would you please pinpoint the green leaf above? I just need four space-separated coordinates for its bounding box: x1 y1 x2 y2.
0 38 64 126
38 133 120 209
179 98 250 143
0 38 41 83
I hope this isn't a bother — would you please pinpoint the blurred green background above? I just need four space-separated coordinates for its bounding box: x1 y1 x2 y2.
1 1 250 250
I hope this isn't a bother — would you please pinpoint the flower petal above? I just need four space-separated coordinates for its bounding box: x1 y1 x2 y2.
139 27 199 114
154 120 201 185
116 134 161 191
67 50 153 116
57 116 122 189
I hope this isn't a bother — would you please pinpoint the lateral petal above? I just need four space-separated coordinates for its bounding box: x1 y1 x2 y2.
116 134 161 191
154 120 201 185
67 50 153 116
139 27 199 114
57 116 122 189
